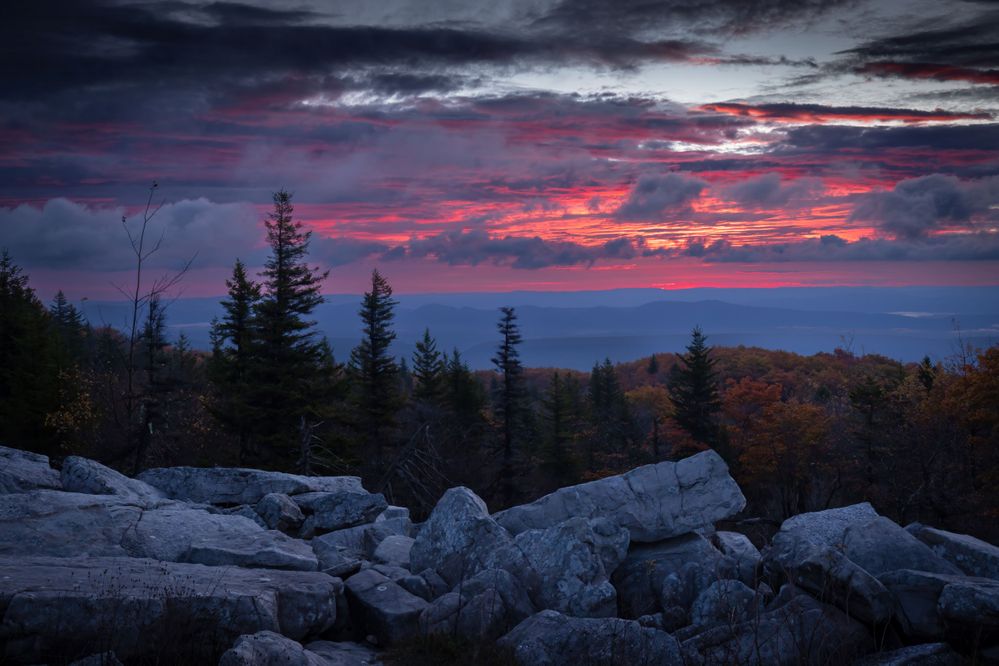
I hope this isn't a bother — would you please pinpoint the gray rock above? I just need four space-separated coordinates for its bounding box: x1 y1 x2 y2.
306 641 384 665
312 540 364 578
681 586 872 666
137 466 364 505
843 517 962 577
853 643 965 666
396 574 432 601
219 631 328 666
224 505 270 529
588 516 631 575
712 531 761 585
372 535 414 569
417 568 450 599
409 486 533 590
256 492 305 534
0 555 339 664
494 449 745 543
513 517 621 618
68 652 123 666
376 506 410 521
344 568 428 646
0 444 60 493
420 568 535 641
879 569 958 639
308 492 388 535
908 523 999 580
498 610 682 666
60 455 164 503
689 579 759 628
311 517 411 565
937 576 999 631
612 532 730 619
0 490 318 571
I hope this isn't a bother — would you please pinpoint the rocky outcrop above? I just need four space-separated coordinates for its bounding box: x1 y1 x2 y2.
494 449 745 542
219 631 332 666
0 444 61 493
60 455 164 503
498 610 682 666
344 569 428 646
420 568 535 641
0 555 340 663
908 523 999 580
137 466 364 505
305 491 388 535
255 492 305 534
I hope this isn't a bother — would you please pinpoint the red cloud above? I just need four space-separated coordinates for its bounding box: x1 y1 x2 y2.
700 102 991 124
856 62 999 86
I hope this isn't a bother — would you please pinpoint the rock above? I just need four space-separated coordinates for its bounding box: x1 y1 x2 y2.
773 502 880 551
843 517 962 577
344 568 428 646
396 574 432 601
689 579 759 628
879 569 958 639
420 568 535 641
68 652 124 666
224 505 270 529
853 643 965 665
0 555 340 664
307 492 388 535
306 641 384 665
60 455 164 503
372 535 414 569
498 610 682 666
494 449 745 543
612 532 731 619
311 517 411 564
409 486 533 590
682 585 872 665
376 506 410 521
712 531 761 585
0 444 60 493
587 516 631 575
137 466 364 505
0 490 318 571
312 540 364 578
513 517 622 618
417 568 450 599
219 631 328 666
937 576 999 638
255 492 305 534
908 523 999 580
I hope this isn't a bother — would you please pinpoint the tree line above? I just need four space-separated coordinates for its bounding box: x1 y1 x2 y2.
1 190 996 539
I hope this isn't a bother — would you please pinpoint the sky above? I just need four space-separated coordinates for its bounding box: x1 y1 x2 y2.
2 0 998 298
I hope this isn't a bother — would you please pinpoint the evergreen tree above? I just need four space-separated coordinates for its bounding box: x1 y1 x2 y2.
540 371 578 486
0 250 60 452
349 269 399 469
250 190 331 465
49 290 87 364
444 348 485 428
587 358 632 464
647 354 659 375
492 306 524 506
209 259 262 461
412 328 444 403
668 326 721 448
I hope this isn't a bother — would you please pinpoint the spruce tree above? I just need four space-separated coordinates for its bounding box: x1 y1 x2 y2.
49 290 87 364
541 371 578 486
492 306 524 506
412 328 444 403
251 190 330 464
209 259 262 461
668 326 721 448
350 269 399 468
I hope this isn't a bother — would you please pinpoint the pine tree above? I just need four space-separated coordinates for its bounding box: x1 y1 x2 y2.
587 358 632 464
647 354 659 375
49 290 87 365
412 328 444 403
349 269 399 468
540 371 578 486
668 326 721 448
250 190 331 464
209 259 262 461
492 306 524 506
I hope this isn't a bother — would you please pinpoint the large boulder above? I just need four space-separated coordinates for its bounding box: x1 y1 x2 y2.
712 531 761 585
420 568 535 642
0 556 340 664
304 491 388 536
842 517 962 577
681 585 872 665
498 610 682 666
255 492 305 534
494 449 745 543
306 641 384 665
513 517 624 618
0 444 60 493
137 466 364 505
219 631 329 666
372 535 414 569
612 532 732 619
689 579 759 628
879 569 958 639
409 487 534 590
879 568 999 644
907 523 999 580
0 490 318 570
60 455 164 503
344 569 428 646
853 643 965 666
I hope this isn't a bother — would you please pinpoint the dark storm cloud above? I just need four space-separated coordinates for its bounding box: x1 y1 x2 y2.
397 229 638 269
534 0 857 37
721 173 823 208
778 124 999 153
848 174 999 240
701 102 992 123
614 174 708 221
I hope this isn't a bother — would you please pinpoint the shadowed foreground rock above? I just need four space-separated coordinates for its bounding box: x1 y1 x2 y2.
493 449 745 542
0 556 340 663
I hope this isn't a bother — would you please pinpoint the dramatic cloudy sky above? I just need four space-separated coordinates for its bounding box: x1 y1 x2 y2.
2 0 998 297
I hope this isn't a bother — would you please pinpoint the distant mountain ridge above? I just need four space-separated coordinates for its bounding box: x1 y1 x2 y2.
80 286 999 370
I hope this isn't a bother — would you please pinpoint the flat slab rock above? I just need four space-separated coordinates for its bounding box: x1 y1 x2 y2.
908 523 999 580
137 466 364 505
0 489 318 571
220 631 383 666
60 455 164 504
0 556 341 664
493 449 745 543
0 444 61 493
